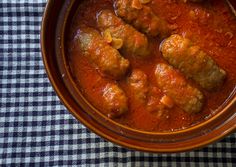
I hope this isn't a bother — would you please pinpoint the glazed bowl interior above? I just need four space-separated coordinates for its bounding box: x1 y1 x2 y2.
41 0 236 153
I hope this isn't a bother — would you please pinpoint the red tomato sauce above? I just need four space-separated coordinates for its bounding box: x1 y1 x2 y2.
67 0 236 132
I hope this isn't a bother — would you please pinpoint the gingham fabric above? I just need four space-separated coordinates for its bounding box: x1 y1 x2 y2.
0 0 235 166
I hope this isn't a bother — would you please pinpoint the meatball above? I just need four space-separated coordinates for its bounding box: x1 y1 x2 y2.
114 0 170 37
97 10 150 57
102 83 128 118
77 26 130 79
154 63 204 113
160 34 226 91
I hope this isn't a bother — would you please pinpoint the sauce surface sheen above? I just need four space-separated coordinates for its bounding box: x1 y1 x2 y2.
67 0 236 132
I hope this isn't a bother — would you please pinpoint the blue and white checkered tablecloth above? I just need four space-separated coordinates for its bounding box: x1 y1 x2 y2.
0 0 235 166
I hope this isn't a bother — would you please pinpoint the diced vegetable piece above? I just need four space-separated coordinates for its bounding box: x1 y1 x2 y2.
139 0 151 4
103 29 112 43
131 0 143 9
160 95 174 109
111 38 124 49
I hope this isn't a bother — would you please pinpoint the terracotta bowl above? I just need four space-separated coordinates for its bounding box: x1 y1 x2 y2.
41 0 236 153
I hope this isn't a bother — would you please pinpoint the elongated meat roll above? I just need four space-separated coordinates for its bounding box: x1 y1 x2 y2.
154 63 204 113
97 10 150 57
160 34 226 91
128 69 174 113
77 26 130 79
114 0 170 38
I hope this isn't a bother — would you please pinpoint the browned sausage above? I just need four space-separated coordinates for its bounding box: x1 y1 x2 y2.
160 34 226 91
114 0 170 38
154 63 204 113
77 26 130 79
97 10 150 57
128 69 174 114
